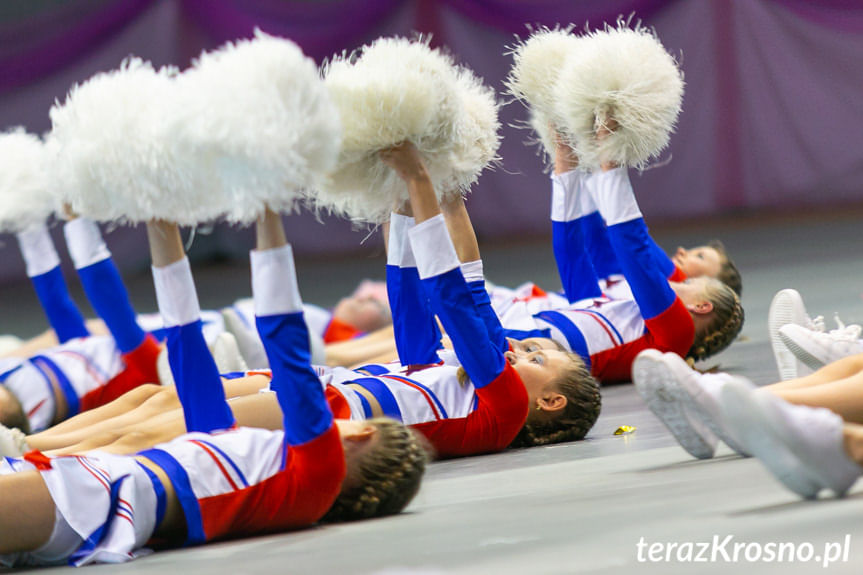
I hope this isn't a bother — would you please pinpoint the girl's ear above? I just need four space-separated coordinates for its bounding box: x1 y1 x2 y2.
688 301 714 315
538 391 567 413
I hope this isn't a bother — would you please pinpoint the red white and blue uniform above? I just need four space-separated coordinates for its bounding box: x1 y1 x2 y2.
3 220 161 431
0 245 344 566
228 215 528 458
492 169 694 383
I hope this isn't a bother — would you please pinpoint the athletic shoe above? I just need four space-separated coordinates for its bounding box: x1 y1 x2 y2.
779 316 863 371
0 423 28 457
670 365 752 457
632 350 718 459
721 381 860 498
210 332 248 374
222 307 270 369
0 335 22 355
768 289 822 381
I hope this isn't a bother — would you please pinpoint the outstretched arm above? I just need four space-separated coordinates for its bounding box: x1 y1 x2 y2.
548 134 603 302
147 220 235 433
15 224 89 343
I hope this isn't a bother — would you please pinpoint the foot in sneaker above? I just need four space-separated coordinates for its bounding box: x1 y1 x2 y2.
768 289 821 381
0 423 29 457
632 350 718 459
672 367 752 457
222 307 269 369
0 335 22 355
779 317 863 371
721 382 861 498
209 332 248 374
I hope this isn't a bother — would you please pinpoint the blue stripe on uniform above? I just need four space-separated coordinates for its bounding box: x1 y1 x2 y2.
138 448 206 546
576 308 624 344
349 377 402 421
533 311 592 370
383 374 449 419
30 355 81 418
69 474 130 566
195 439 249 488
136 462 167 530
355 364 390 376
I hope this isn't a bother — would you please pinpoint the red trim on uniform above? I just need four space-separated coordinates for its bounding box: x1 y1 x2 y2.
668 266 688 283
410 363 528 458
27 398 47 418
382 374 442 420
570 310 620 345
325 385 352 419
197 426 345 542
323 318 363 344
79 334 162 412
190 440 240 491
23 450 53 470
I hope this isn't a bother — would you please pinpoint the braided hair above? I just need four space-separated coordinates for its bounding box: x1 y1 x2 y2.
509 352 601 447
687 278 745 362
322 418 429 522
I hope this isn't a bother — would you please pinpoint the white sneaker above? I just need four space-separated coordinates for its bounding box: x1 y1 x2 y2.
673 368 752 456
209 332 248 374
768 289 821 381
779 316 863 370
720 381 860 498
222 307 270 369
0 423 29 457
632 350 718 459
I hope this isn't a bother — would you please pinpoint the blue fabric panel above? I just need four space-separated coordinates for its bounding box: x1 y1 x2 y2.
386 264 443 365
165 321 235 434
349 377 403 421
77 259 145 353
30 266 89 343
551 220 603 303
466 279 507 353
256 313 333 447
138 448 206 546
581 212 623 279
606 218 677 320
533 311 592 370
421 268 504 389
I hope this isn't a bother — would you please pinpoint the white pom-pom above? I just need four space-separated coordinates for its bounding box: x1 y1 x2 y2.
0 129 55 233
440 66 501 195
554 23 684 170
49 58 215 224
315 37 460 223
177 30 341 224
506 27 582 162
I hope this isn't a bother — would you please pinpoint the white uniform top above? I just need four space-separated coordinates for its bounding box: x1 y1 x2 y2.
0 335 122 431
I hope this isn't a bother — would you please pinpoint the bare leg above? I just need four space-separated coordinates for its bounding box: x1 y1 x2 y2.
29 384 164 444
763 353 863 393
843 423 863 465
27 386 180 452
773 371 863 424
0 471 56 554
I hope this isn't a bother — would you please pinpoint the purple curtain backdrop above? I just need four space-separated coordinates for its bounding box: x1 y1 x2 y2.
1 0 862 285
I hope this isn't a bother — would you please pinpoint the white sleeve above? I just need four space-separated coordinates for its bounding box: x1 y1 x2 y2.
551 169 594 222
407 215 460 280
152 257 201 327
251 244 302 316
587 167 642 226
64 218 111 269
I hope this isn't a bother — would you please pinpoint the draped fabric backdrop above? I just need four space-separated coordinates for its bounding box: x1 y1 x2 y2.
1 0 862 283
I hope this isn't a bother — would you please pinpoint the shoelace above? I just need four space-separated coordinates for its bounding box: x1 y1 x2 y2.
806 315 825 332
827 314 862 341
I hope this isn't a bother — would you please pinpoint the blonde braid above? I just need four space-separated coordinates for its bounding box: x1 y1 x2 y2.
687 280 745 362
322 418 429 522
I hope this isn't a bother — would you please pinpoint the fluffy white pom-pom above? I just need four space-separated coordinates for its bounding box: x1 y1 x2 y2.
315 37 460 223
49 58 217 225
177 30 341 224
440 66 501 194
554 23 684 170
506 27 581 116
506 27 582 162
0 129 55 233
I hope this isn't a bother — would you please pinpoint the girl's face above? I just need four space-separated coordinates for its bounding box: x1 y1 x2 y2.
504 348 572 405
506 337 559 355
672 246 722 279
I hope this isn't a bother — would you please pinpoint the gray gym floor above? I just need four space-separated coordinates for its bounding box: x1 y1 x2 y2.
2 208 863 574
